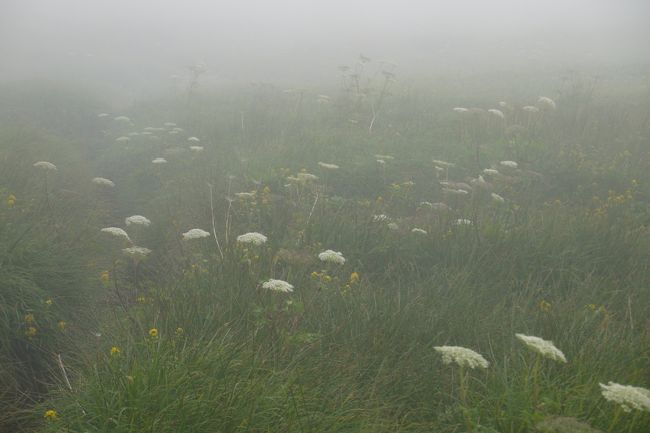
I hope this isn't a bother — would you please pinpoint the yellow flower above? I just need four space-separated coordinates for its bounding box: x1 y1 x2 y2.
175 327 184 335
7 194 16 208
110 346 121 356
323 275 332 283
539 300 552 313
100 270 110 283
136 296 146 303
44 409 58 421
310 271 320 279
58 320 66 331
148 328 158 338
25 326 37 338
45 299 53 306
350 272 360 284
24 313 35 324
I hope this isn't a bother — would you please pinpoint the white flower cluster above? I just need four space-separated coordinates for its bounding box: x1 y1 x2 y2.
122 246 151 259
491 193 505 203
411 228 427 235
318 249 346 265
92 177 115 187
33 161 57 171
538 96 557 110
152 157 167 164
100 227 131 242
296 172 319 182
237 232 268 245
434 345 489 369
599 382 650 413
318 162 339 170
262 279 294 293
488 109 505 119
515 334 567 363
182 228 211 240
125 215 151 227
500 160 518 168
432 159 455 167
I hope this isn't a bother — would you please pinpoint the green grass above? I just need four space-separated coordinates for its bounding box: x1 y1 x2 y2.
1 71 649 432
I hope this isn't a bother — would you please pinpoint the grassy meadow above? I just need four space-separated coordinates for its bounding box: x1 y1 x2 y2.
1 66 649 433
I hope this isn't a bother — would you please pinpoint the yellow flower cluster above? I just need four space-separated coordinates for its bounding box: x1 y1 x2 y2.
7 194 16 208
311 270 332 283
539 300 552 313
100 270 110 283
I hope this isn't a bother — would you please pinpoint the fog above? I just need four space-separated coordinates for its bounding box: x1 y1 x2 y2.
2 0 649 93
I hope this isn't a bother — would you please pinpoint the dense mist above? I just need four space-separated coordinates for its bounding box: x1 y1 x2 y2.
2 0 649 93
2 2 650 432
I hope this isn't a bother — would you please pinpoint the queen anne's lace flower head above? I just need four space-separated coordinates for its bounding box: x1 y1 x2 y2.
100 227 131 242
318 162 339 170
92 177 115 187
188 136 200 142
237 232 268 245
189 146 204 152
412 228 427 235
432 159 455 167
491 192 505 203
262 279 294 293
122 246 151 259
488 109 505 119
182 228 211 240
152 157 167 164
125 215 151 227
34 161 57 171
318 250 346 265
296 172 318 183
538 96 557 110
599 382 650 413
500 160 518 168
434 346 489 369
515 334 567 363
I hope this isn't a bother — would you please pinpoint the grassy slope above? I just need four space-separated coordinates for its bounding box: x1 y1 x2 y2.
0 72 649 432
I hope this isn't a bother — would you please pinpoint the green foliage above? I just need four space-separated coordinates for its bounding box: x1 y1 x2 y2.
0 71 649 432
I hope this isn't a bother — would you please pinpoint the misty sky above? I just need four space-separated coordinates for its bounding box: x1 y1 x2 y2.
1 0 649 90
